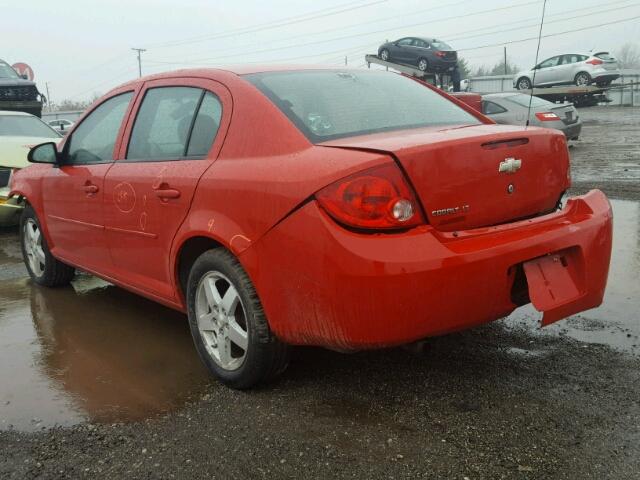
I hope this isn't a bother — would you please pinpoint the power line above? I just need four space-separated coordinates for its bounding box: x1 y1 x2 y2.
146 0 542 65
459 14 640 52
146 0 474 63
145 0 387 49
448 1 640 44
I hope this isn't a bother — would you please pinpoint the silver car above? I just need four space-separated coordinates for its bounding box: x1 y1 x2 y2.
481 93 582 140
514 51 620 89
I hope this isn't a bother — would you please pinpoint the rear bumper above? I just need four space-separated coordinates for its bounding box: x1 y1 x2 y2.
0 189 23 226
561 121 582 140
244 190 612 350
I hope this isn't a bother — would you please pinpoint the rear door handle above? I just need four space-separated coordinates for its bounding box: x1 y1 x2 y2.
153 182 181 200
83 183 99 194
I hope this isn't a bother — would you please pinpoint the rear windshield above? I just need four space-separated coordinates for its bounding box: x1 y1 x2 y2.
245 70 479 142
594 52 614 60
504 94 553 108
431 40 452 50
0 115 61 138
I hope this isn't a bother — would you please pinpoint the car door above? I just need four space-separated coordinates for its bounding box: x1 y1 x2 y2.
533 56 561 86
393 38 415 62
557 55 580 84
103 77 231 300
41 88 137 272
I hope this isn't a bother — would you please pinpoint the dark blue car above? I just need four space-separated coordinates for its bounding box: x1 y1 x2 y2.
378 37 458 73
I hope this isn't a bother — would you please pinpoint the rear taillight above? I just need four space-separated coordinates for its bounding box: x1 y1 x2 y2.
316 164 425 230
586 58 603 65
535 112 561 121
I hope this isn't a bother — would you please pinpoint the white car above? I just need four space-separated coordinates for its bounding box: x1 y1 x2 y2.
0 111 61 225
47 118 74 135
514 51 620 89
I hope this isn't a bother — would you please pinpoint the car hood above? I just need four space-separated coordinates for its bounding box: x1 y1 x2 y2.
0 136 61 169
0 78 36 88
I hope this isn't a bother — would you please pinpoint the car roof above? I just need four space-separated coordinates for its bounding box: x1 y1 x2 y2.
114 65 381 92
483 93 526 99
0 110 33 117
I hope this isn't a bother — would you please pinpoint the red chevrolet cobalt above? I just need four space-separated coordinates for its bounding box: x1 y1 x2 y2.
10 67 612 388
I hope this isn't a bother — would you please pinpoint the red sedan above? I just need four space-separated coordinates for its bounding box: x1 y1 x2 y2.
10 67 613 389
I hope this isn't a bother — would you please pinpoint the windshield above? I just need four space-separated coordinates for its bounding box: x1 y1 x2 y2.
0 62 19 79
246 70 480 142
504 94 553 108
0 115 61 138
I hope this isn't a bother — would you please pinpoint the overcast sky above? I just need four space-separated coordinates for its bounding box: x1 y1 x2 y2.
3 0 639 103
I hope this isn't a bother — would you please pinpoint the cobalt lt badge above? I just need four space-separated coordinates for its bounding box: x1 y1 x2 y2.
498 157 522 174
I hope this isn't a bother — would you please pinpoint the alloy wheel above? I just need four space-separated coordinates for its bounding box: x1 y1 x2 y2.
418 59 428 71
380 49 389 61
23 219 45 277
195 271 249 371
518 78 531 90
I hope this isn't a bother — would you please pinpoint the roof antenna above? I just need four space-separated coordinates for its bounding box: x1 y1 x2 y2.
526 0 548 128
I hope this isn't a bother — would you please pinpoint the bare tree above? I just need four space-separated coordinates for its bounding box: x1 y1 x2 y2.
616 42 640 69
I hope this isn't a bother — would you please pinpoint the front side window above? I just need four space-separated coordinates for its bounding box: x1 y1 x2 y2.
246 70 480 142
538 56 560 69
0 115 60 138
397 38 413 46
67 92 133 164
127 87 205 160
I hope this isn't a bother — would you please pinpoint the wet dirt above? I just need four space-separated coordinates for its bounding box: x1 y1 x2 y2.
0 276 209 431
0 106 639 479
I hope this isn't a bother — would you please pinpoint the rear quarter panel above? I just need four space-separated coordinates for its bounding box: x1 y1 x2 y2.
170 75 393 289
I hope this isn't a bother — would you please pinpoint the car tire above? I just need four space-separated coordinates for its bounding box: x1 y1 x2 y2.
417 58 428 72
20 205 75 287
516 77 532 90
574 72 591 86
186 248 289 389
379 49 390 61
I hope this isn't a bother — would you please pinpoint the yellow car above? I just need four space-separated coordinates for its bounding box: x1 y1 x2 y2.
0 111 61 225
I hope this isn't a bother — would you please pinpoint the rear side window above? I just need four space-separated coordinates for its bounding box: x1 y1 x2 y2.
246 70 480 142
187 92 222 156
482 101 507 115
127 87 200 160
127 87 222 160
67 92 132 164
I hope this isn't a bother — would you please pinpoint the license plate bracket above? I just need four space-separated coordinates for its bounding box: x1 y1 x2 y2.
523 247 586 325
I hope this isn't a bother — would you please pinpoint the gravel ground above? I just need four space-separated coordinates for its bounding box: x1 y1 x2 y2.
0 105 639 480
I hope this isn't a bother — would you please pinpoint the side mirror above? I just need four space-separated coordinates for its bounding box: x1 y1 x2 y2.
20 74 28 80
28 142 58 164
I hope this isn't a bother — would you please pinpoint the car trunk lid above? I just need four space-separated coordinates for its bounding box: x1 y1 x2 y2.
320 124 570 231
549 103 579 125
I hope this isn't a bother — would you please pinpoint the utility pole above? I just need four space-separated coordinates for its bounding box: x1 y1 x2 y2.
504 46 508 75
344 55 348 66
45 82 52 112
132 48 146 77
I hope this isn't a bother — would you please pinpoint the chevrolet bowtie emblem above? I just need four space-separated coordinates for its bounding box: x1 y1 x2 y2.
498 157 522 174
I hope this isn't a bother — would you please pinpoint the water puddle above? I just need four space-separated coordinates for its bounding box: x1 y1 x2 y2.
506 199 640 353
0 277 210 432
